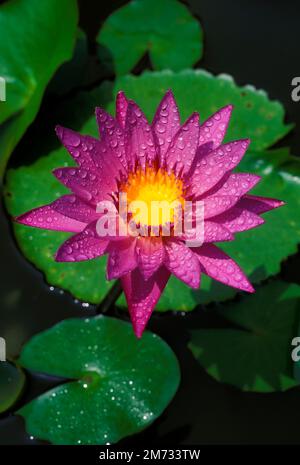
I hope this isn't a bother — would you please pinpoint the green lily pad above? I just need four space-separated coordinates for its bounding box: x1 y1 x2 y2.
4 71 295 308
188 281 300 392
0 361 25 413
109 70 292 151
97 0 203 75
17 316 180 445
0 0 78 179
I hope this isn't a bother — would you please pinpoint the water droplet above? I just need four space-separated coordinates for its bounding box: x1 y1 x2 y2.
67 133 81 147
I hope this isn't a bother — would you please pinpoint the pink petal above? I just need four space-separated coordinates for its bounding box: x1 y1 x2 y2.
55 126 97 171
55 221 109 262
166 112 200 176
136 237 165 280
57 124 124 194
213 204 264 233
195 243 254 292
240 195 285 214
125 101 157 170
53 167 109 204
204 221 233 242
164 239 201 289
179 219 232 244
121 267 170 338
187 139 250 197
152 90 180 165
116 91 128 128
15 205 86 233
95 107 127 169
204 173 261 198
203 173 260 219
106 238 137 280
203 195 240 219
199 105 233 149
51 195 100 224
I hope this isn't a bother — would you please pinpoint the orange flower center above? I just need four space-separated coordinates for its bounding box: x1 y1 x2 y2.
120 165 184 228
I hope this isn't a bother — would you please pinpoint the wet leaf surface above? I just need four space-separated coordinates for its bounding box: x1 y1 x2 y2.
97 0 203 75
189 281 300 392
18 316 180 444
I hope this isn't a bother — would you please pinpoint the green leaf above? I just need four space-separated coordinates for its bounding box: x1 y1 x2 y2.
188 281 300 392
108 70 292 151
4 71 294 308
18 316 180 445
0 0 78 179
97 0 203 75
0 361 25 413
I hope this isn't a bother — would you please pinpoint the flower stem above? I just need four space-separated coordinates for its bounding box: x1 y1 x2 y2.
96 280 122 314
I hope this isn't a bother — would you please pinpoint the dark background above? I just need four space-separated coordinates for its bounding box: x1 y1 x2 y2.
1 0 300 444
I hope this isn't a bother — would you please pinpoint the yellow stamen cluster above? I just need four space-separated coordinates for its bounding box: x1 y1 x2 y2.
120 165 184 227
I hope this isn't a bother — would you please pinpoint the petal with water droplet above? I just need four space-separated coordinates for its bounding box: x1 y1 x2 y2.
164 239 200 288
55 221 109 262
125 101 157 169
166 112 199 176
95 107 127 169
51 195 101 224
136 237 165 280
203 221 233 242
202 173 260 219
240 195 285 214
53 167 108 205
15 205 86 233
116 91 129 128
107 238 137 279
213 204 265 233
203 195 240 219
199 105 233 149
195 243 254 293
187 139 250 197
204 172 261 199
121 267 170 338
152 90 180 165
55 126 98 171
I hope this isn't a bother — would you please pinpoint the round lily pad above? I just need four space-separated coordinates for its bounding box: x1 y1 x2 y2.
188 281 300 392
0 361 25 414
17 316 180 445
97 0 203 75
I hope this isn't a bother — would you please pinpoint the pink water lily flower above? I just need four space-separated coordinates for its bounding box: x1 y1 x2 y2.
16 91 284 337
